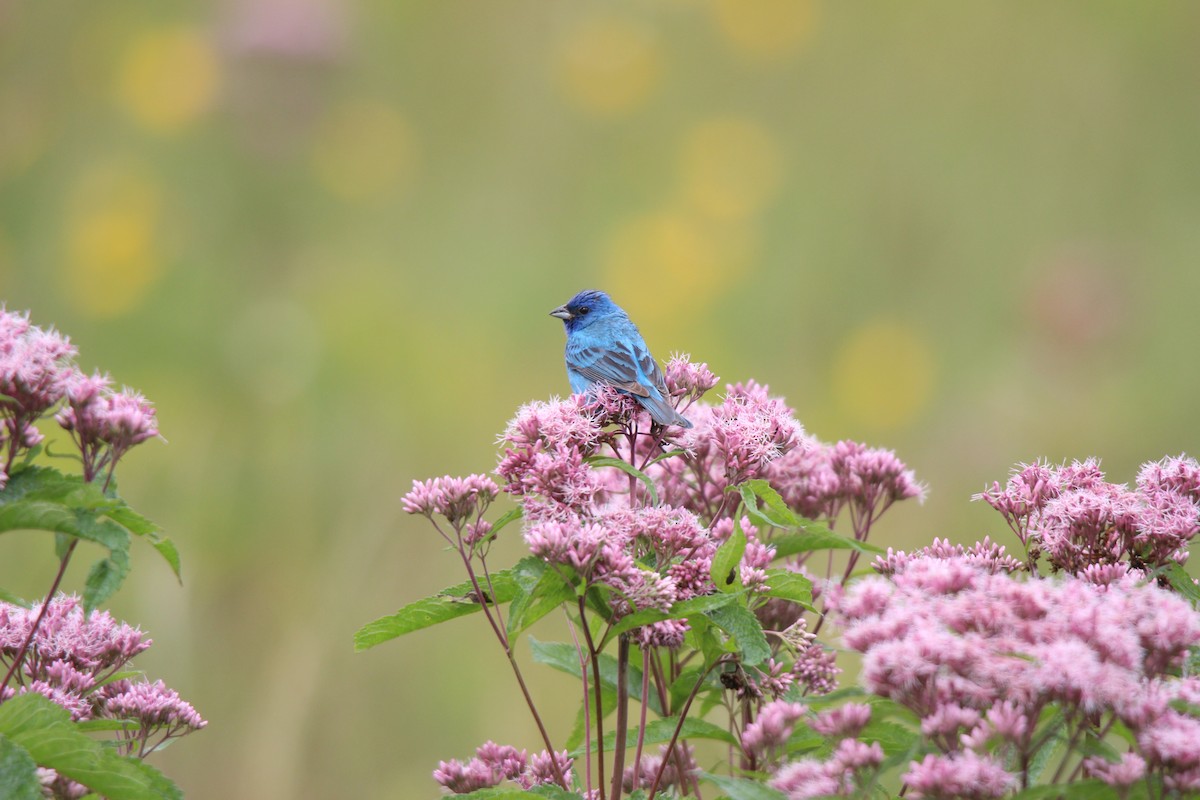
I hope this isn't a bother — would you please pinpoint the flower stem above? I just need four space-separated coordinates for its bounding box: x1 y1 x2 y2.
579 595 607 800
610 634 631 800
0 538 79 697
648 658 724 800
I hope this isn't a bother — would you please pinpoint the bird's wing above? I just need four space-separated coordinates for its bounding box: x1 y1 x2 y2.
566 338 654 398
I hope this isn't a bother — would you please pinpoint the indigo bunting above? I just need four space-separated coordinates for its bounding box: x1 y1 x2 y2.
549 289 692 429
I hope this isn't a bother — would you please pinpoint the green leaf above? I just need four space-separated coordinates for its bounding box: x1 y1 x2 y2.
769 526 883 557
456 788 584 800
529 638 663 715
507 560 576 639
83 548 131 611
353 567 521 651
584 456 659 506
602 592 737 645
480 507 524 548
710 517 747 593
759 569 812 607
0 588 28 607
859 719 921 757
739 479 805 529
1008 782 1120 800
104 506 181 582
584 716 736 755
1162 562 1200 606
0 734 41 800
0 694 180 800
700 772 787 800
706 604 770 666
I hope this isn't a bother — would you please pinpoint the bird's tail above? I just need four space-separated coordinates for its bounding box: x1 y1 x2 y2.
639 393 693 429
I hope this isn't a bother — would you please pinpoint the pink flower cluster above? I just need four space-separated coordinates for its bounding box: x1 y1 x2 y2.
0 307 160 486
770 737 884 799
0 596 204 765
834 551 1200 795
622 743 698 794
652 381 806 518
873 536 1023 577
976 456 1200 574
766 439 925 537
433 742 573 794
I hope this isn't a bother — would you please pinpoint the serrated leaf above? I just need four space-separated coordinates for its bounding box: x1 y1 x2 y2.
353 568 520 651
711 518 747 593
0 734 41 800
1008 782 1120 800
105 506 181 582
602 592 737 645
83 548 131 611
1162 562 1200 606
701 772 787 800
0 694 180 800
739 480 804 529
455 789 582 800
706 604 770 666
529 638 663 715
507 560 576 639
0 467 180 583
859 719 921 757
759 569 812 607
585 456 658 506
770 526 883 557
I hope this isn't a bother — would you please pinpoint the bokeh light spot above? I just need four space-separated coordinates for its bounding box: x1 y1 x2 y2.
64 162 164 318
117 27 220 133
710 0 818 60
556 17 662 117
680 117 783 220
831 320 935 431
310 99 415 202
603 210 757 326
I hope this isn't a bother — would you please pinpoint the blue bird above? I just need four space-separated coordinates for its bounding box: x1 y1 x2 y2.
549 289 692 429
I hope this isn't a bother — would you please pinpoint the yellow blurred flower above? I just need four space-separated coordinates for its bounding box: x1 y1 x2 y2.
831 320 935 431
556 17 662 117
64 162 164 318
117 27 220 133
310 100 416 202
603 209 757 326
710 0 818 60
680 117 783 220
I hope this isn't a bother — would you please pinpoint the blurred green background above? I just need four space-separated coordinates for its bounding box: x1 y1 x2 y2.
2 1 1198 796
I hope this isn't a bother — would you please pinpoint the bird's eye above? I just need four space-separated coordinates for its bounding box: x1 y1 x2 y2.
578 306 589 315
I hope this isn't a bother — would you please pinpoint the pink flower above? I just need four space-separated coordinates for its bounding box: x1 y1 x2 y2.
739 700 806 758
401 474 499 528
810 703 872 739
1084 752 1146 787
904 751 1014 799
663 353 719 403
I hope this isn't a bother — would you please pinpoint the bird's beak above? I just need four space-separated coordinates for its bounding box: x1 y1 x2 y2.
549 305 573 321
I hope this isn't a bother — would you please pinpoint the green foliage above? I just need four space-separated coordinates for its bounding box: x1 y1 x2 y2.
583 716 737 757
529 639 664 716
585 456 659 506
710 516 747 593
0 734 42 800
0 694 180 800
506 559 577 640
706 603 770 666
0 466 178 609
700 773 788 800
353 565 523 650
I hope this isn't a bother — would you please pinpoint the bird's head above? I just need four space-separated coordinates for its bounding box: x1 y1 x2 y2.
549 289 623 333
